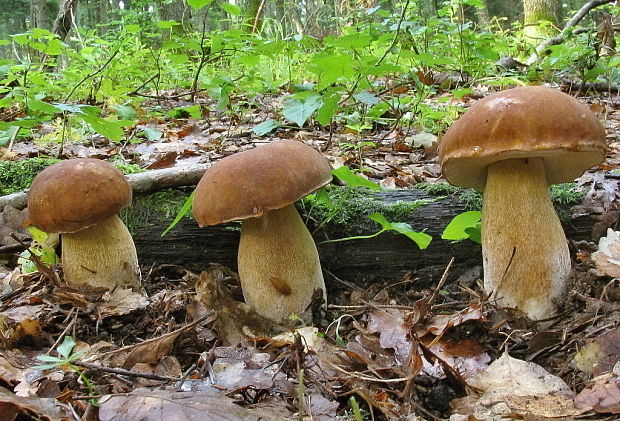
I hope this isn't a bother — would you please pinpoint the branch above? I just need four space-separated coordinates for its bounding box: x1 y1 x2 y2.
526 0 616 65
0 163 212 212
64 49 120 102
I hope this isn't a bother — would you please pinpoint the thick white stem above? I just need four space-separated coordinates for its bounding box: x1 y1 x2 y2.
238 204 326 322
61 215 141 290
482 157 570 320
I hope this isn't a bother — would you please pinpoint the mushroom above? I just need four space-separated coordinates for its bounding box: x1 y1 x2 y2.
27 159 141 290
439 86 606 320
192 140 332 322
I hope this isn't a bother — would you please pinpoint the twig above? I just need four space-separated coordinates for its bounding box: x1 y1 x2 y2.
64 49 120 102
375 0 413 66
428 257 454 308
46 309 78 355
191 19 209 102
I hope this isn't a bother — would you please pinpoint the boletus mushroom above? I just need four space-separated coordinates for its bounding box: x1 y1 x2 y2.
192 140 333 322
27 159 141 290
439 86 606 320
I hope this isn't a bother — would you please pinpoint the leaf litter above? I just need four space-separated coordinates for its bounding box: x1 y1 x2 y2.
0 87 618 420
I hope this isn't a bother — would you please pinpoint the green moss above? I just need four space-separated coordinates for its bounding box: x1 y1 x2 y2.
120 189 192 234
414 182 460 196
0 158 146 195
301 185 433 227
549 183 586 205
0 157 60 195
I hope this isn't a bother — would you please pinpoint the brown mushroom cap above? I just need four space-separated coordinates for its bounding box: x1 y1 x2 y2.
28 159 132 233
439 86 607 191
193 140 333 226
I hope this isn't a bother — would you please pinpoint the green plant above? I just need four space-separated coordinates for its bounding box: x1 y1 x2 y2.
34 336 98 403
442 211 481 244
18 226 59 273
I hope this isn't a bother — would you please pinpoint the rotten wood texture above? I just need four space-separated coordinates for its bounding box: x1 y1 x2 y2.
132 188 599 288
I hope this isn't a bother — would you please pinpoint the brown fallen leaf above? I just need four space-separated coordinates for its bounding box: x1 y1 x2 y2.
451 352 584 419
0 304 44 348
573 328 620 376
0 385 71 420
367 309 412 364
98 387 257 421
574 372 620 414
591 229 620 277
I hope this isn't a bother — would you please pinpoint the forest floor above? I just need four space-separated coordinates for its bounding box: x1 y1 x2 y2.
0 82 619 420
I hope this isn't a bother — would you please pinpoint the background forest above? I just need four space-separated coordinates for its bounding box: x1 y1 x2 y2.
0 0 618 149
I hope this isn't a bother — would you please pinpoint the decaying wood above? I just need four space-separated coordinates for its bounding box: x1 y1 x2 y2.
0 163 212 212
131 188 601 288
0 163 612 288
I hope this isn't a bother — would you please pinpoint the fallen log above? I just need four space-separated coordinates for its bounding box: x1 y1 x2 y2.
128 185 605 289
1 163 614 288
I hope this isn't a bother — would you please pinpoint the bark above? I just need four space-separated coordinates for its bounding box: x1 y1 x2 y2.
130 188 602 289
52 0 80 41
242 0 264 33
157 0 191 33
523 0 559 41
30 0 52 30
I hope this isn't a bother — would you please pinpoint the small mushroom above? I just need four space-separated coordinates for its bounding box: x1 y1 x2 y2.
27 159 141 290
192 140 332 322
439 86 607 320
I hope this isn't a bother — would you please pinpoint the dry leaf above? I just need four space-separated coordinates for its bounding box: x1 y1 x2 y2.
0 385 71 420
99 387 255 421
591 229 620 277
451 352 583 419
367 309 412 364
573 329 620 376
574 372 620 414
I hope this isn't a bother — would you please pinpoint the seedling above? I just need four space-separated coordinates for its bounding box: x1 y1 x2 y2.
34 336 98 403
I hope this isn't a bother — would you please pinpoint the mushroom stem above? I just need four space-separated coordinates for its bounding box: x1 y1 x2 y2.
482 157 570 320
61 215 141 290
238 204 326 322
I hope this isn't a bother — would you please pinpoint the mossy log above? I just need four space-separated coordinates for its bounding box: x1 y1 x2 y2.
128 187 599 289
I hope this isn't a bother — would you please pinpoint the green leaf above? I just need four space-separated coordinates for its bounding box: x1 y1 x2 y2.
354 91 379 106
283 94 322 127
140 127 163 142
220 3 241 16
368 213 432 249
315 91 340 126
110 104 136 120
36 355 62 363
57 336 76 359
124 24 141 33
162 192 194 237
252 120 279 136
28 226 49 244
28 100 61 115
0 126 19 147
156 20 180 29
80 115 125 141
332 166 381 190
187 0 212 10
442 211 481 244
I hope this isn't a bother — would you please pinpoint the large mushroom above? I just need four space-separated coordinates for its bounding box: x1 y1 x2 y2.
27 159 141 291
192 140 332 323
439 86 606 320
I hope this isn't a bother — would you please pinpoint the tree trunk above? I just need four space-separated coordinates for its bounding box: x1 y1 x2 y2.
30 0 52 30
157 0 191 33
523 0 559 41
242 0 264 33
52 0 80 41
